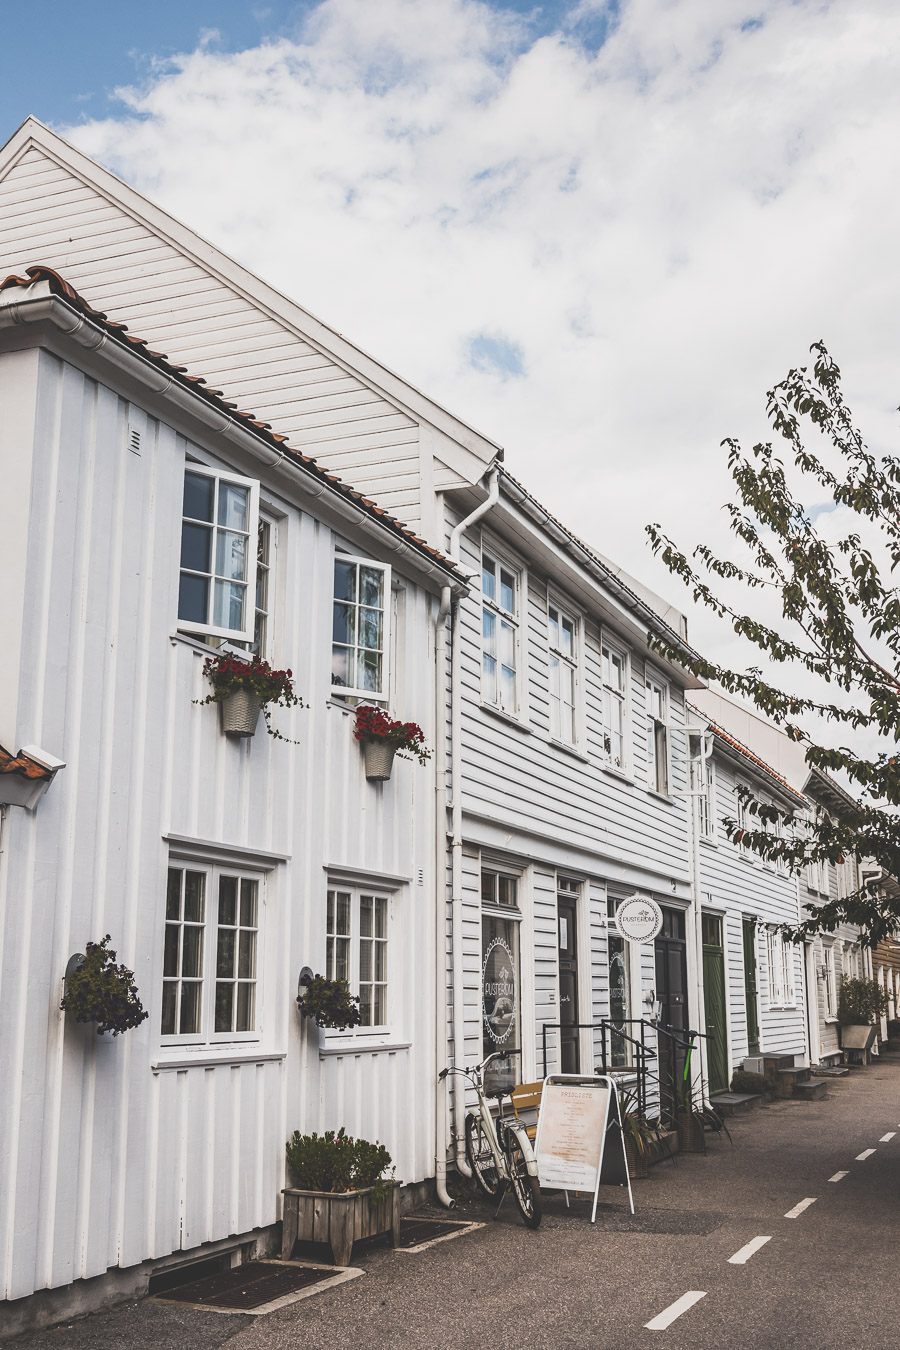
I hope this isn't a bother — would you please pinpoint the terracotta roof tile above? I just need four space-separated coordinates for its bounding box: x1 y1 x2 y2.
0 266 462 579
0 744 54 781
687 705 806 803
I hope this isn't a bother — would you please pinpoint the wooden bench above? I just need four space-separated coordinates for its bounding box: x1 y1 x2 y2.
508 1081 544 1142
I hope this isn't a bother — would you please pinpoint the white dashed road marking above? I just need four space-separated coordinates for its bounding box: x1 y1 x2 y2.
784 1198 817 1218
879 1132 895 1142
644 1291 707 1330
856 1149 876 1161
828 1171 848 1182
728 1236 772 1265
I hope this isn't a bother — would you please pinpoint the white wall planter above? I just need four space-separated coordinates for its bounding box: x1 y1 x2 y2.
363 740 395 781
219 690 263 737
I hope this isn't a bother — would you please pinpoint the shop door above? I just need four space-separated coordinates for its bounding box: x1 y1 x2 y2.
702 914 729 1094
655 908 688 1113
558 896 579 1073
743 919 760 1055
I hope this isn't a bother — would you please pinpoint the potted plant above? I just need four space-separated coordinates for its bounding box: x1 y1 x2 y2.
282 1128 399 1266
671 1079 706 1154
60 936 149 1036
837 976 888 1057
196 651 303 739
618 1088 654 1179
296 974 362 1030
353 705 431 781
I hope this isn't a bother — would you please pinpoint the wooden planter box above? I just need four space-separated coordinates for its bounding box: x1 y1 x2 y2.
282 1181 401 1267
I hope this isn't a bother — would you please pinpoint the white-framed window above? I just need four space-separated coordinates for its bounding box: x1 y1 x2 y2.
734 781 754 857
601 639 628 769
646 672 669 795
481 865 522 1060
326 885 390 1029
162 863 262 1043
178 464 260 641
822 943 837 1018
482 550 520 715
688 734 714 838
254 517 273 657
765 928 795 1007
331 554 391 701
548 601 578 745
835 855 857 901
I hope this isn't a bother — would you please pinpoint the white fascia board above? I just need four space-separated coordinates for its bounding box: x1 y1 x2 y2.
0 118 501 482
0 280 467 597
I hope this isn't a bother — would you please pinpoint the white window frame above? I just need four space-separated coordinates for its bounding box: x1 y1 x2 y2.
645 670 670 795
547 596 580 747
325 882 394 1039
161 860 264 1047
253 514 275 658
688 733 715 839
481 545 523 718
601 635 630 772
178 462 260 642
822 943 837 1019
734 780 755 860
331 552 392 703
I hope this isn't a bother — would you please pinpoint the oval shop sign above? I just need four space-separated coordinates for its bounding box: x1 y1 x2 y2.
615 894 663 944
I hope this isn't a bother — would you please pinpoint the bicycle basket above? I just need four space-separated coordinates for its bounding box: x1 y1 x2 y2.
483 1053 518 1097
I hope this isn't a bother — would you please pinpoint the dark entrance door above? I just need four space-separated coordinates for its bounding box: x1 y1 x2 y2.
702 913 729 1094
655 907 688 1114
558 892 579 1073
743 919 760 1056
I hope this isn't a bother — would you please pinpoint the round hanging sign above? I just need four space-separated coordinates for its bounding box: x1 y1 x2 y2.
482 937 517 1045
615 894 663 944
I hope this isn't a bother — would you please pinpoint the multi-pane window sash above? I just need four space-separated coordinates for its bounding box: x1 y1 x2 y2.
601 643 627 768
326 888 389 1029
766 929 795 1007
689 736 713 838
646 676 669 794
163 867 259 1040
823 944 837 1018
548 604 577 744
178 465 259 641
481 869 519 908
254 519 272 657
482 553 518 715
332 555 390 700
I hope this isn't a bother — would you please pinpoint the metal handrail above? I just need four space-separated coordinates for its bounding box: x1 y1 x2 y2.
540 1019 657 1116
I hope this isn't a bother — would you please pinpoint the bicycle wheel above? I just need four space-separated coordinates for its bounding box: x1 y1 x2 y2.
505 1131 542 1228
465 1112 500 1198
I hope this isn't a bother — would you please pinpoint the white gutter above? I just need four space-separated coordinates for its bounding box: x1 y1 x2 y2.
442 466 500 1184
433 583 454 1208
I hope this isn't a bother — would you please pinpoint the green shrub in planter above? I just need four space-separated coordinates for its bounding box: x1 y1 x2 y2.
730 1069 768 1095
296 974 362 1030
60 936 148 1035
837 976 889 1026
285 1127 393 1197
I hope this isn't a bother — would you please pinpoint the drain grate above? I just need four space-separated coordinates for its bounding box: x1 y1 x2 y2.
398 1217 472 1248
155 1261 338 1310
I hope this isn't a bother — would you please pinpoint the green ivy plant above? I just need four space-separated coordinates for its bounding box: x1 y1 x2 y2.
285 1127 394 1203
60 936 149 1036
296 974 362 1030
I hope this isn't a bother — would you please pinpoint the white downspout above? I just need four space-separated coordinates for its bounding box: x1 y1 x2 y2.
687 731 713 1105
434 584 454 1208
445 466 500 1182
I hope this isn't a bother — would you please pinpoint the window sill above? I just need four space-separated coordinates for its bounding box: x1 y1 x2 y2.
480 702 530 732
699 836 718 849
170 629 217 656
548 737 589 763
152 1049 286 1071
319 1040 411 1058
646 788 677 807
600 763 634 786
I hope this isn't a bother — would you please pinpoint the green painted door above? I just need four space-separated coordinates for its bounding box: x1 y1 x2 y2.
743 918 760 1055
702 914 729 1095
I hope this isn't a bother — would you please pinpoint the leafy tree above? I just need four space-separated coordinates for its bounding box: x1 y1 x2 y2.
647 342 900 944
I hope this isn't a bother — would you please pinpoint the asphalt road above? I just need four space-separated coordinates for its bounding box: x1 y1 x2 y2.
10 1057 900 1350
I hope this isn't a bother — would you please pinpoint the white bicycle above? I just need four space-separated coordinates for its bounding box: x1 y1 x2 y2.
440 1050 542 1228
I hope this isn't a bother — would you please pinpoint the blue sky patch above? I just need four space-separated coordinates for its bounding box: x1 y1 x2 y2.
468 333 525 378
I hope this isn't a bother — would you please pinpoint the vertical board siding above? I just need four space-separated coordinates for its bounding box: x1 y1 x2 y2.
0 144 425 528
0 349 438 1301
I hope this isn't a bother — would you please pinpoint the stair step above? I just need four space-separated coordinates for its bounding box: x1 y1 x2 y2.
778 1066 811 1081
794 1078 828 1100
763 1055 796 1073
812 1065 849 1078
709 1092 763 1116
775 1067 810 1098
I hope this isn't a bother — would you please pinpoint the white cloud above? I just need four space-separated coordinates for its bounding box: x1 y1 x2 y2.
64 0 900 726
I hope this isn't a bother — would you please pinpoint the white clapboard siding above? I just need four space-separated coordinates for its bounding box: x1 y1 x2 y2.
0 128 498 533
0 345 439 1303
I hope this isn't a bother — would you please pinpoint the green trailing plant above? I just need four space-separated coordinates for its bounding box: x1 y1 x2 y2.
837 975 889 1026
195 652 304 742
296 974 362 1030
285 1127 393 1202
60 936 148 1036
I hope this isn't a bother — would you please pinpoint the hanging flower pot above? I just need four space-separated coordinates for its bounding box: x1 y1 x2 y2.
219 688 263 737
353 706 431 783
194 652 304 742
363 739 395 781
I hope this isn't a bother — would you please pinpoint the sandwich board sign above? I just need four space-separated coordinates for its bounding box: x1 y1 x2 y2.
534 1074 634 1222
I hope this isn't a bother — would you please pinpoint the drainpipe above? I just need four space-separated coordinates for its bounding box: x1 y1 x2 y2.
434 584 454 1208
687 731 713 1105
441 466 500 1184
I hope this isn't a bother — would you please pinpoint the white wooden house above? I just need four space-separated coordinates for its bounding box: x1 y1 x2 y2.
0 265 468 1334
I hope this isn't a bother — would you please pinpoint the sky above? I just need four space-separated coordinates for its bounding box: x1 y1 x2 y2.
4 0 900 740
